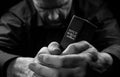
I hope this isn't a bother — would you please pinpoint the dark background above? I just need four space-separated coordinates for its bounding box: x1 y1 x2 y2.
105 0 120 24
0 0 21 16
0 0 120 22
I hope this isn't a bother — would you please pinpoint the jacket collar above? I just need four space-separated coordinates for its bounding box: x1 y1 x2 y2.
26 0 36 15
26 0 43 26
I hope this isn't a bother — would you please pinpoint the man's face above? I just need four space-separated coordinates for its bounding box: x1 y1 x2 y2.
33 0 72 26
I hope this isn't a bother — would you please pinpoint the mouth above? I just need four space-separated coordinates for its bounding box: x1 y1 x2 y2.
41 12 66 27
44 16 64 26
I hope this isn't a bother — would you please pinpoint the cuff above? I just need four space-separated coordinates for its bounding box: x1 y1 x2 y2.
102 44 120 60
101 44 120 76
0 51 19 77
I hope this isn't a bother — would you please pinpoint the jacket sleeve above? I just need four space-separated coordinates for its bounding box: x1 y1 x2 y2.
88 1 120 76
93 6 120 60
0 12 27 76
83 0 120 61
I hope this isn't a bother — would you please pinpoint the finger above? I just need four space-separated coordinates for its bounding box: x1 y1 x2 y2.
38 54 88 68
48 42 61 55
36 47 50 58
61 54 89 68
83 47 99 62
73 67 86 77
37 47 50 55
38 54 62 68
62 41 91 55
29 63 58 77
35 47 50 63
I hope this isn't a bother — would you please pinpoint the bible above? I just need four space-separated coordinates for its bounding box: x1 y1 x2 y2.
61 15 97 49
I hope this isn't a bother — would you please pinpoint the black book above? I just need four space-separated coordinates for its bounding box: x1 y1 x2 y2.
61 15 97 49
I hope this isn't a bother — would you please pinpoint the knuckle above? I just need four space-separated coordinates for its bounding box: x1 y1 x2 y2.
68 43 76 48
80 41 92 48
43 55 49 62
39 47 49 54
49 42 59 47
81 40 89 45
39 47 47 52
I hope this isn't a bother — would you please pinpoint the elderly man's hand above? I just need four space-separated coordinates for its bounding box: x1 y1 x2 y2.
7 42 61 77
29 41 113 77
29 42 68 77
29 55 87 77
61 41 113 73
7 57 34 77
29 41 90 77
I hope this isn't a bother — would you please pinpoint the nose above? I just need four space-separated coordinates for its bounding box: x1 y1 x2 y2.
48 11 59 20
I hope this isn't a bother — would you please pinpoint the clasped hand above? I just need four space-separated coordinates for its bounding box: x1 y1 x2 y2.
29 41 113 77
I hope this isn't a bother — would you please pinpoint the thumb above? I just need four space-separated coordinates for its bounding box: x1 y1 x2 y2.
48 41 61 55
38 53 89 68
62 41 90 55
34 47 50 63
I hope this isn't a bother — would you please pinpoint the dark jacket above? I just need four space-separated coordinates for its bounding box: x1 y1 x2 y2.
0 0 120 77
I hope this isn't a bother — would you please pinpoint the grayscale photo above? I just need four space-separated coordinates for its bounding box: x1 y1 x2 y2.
0 0 120 77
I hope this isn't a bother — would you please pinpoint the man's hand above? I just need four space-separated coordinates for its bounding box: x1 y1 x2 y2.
34 42 61 63
7 42 60 77
29 41 89 77
62 41 113 73
29 41 113 77
29 42 66 77
7 57 34 77
29 61 86 77
32 41 113 76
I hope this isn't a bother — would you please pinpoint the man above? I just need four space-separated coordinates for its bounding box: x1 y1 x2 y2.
0 0 120 77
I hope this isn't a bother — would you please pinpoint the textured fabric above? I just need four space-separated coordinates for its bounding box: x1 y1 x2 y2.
0 0 120 77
